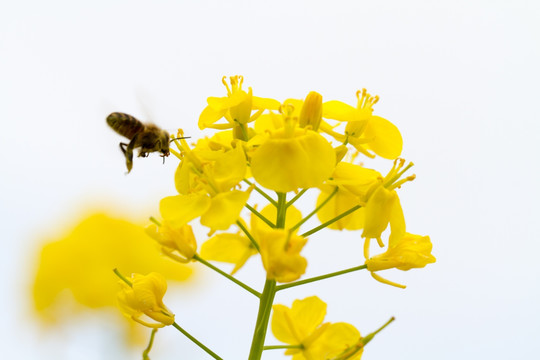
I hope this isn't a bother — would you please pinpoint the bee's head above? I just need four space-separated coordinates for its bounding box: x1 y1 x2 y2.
159 130 171 156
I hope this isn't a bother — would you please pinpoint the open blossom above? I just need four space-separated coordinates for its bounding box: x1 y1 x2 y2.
198 75 280 135
117 272 175 328
322 88 402 159
250 103 336 193
272 296 362 360
161 135 253 232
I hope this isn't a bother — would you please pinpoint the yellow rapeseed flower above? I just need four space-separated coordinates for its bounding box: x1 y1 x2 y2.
271 296 362 360
322 89 402 159
117 272 175 328
250 104 336 192
198 76 280 138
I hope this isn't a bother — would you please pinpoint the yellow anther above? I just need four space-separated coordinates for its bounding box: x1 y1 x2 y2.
221 76 231 95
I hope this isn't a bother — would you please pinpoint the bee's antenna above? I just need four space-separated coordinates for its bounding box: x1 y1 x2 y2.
170 137 190 142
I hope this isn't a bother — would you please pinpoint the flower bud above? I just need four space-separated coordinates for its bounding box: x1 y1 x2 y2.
117 272 175 328
299 91 323 131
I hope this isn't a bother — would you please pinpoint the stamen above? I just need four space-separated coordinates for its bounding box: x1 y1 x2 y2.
222 76 232 95
388 174 416 191
376 237 385 248
395 162 414 179
356 88 379 110
370 272 406 289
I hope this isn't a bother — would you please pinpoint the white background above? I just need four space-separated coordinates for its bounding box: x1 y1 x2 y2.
1 0 539 359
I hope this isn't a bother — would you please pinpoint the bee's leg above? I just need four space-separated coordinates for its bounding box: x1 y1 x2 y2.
125 135 139 173
119 143 128 155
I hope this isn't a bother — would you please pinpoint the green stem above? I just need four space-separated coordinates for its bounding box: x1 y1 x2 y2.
236 220 260 252
244 179 277 206
275 192 287 228
172 322 223 360
248 192 286 360
193 254 261 298
300 204 362 237
276 265 367 291
142 329 158 360
263 345 303 350
248 279 277 360
291 187 338 232
286 189 307 208
246 204 276 228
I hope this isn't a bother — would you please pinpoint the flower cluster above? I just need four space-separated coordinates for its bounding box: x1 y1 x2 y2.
110 76 435 359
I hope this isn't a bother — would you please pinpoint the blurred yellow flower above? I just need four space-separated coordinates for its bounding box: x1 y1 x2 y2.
117 272 175 328
32 213 191 323
272 296 362 360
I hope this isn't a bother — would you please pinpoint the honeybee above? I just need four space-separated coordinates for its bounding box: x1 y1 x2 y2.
106 112 172 173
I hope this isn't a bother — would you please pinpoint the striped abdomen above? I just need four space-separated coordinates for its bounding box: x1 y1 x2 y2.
106 112 145 140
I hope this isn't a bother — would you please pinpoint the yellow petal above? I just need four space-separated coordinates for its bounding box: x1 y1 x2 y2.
198 105 227 129
160 194 211 227
253 96 281 110
322 100 356 121
200 189 252 231
271 296 327 345
361 187 398 239
316 189 364 230
290 296 327 339
364 116 403 159
251 129 336 192
271 304 299 344
254 112 284 133
200 233 255 265
309 322 362 360
211 144 247 192
330 162 381 199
